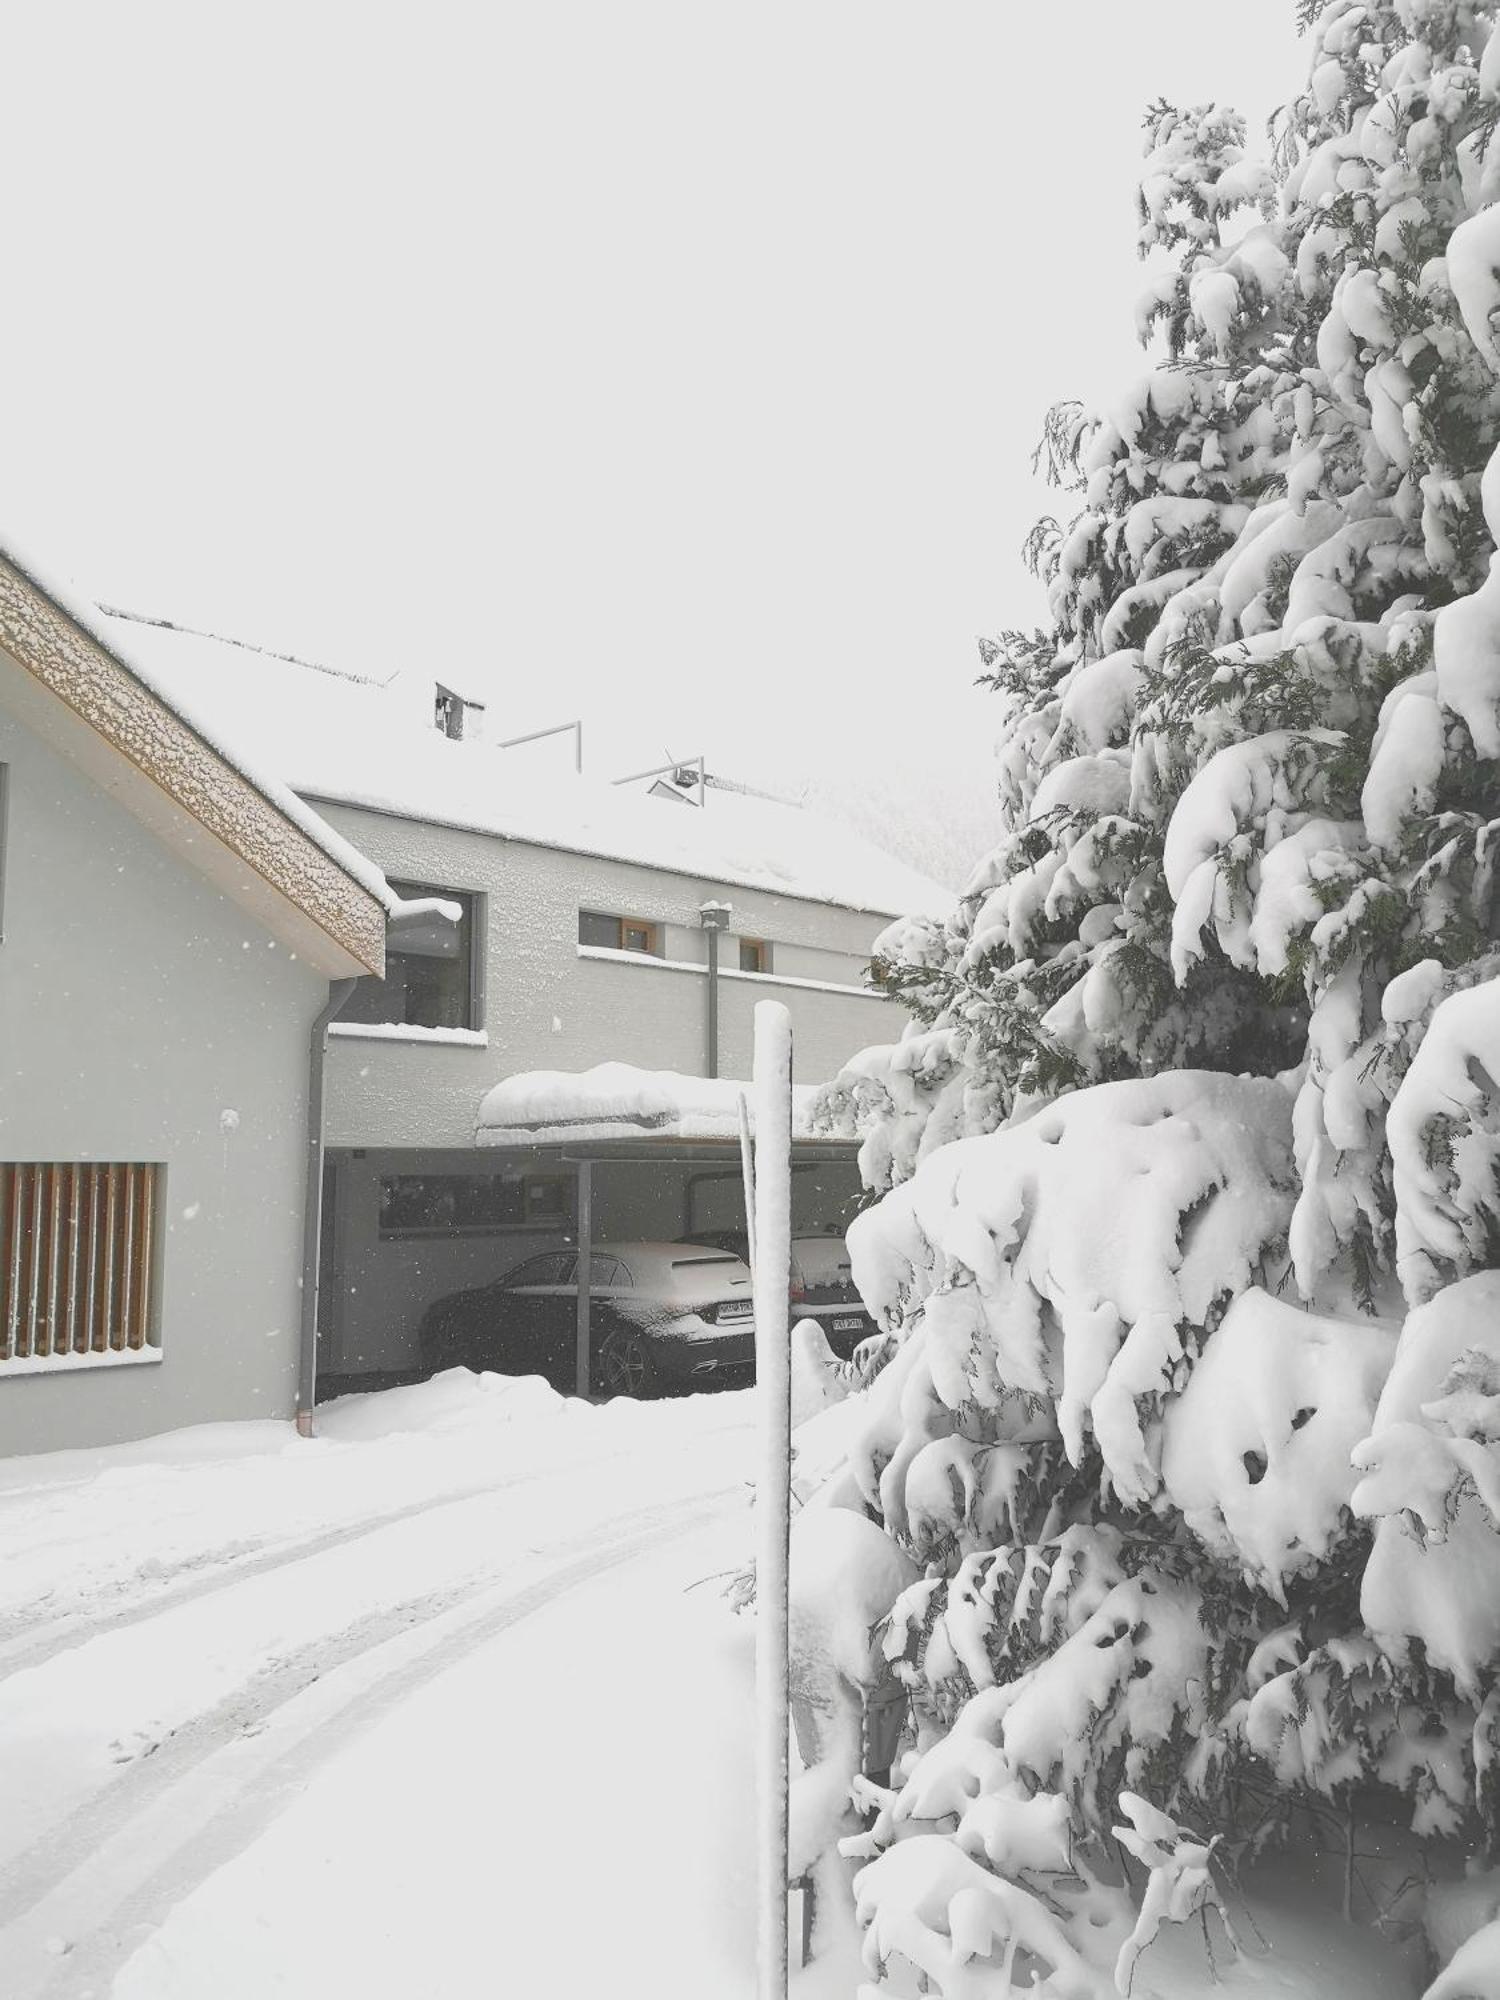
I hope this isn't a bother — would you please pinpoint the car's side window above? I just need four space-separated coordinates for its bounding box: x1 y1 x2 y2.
587 1254 626 1287
505 1253 571 1288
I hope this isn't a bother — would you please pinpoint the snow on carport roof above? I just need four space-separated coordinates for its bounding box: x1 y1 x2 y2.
476 1063 823 1146
94 614 955 921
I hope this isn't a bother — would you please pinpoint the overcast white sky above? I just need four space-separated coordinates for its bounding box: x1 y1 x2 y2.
2 3 1307 882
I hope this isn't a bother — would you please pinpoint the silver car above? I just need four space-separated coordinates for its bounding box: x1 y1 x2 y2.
418 1239 756 1396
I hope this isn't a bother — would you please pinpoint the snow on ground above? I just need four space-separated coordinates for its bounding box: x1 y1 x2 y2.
107 1513 757 2000
0 1370 1447 1998
0 1373 759 2000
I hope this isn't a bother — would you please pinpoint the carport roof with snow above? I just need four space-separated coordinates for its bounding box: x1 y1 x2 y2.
475 1063 831 1149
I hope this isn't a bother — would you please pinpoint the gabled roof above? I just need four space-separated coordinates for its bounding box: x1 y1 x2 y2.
0 544 388 979
88 615 955 922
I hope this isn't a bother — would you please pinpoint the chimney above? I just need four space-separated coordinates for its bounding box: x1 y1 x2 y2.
434 683 487 742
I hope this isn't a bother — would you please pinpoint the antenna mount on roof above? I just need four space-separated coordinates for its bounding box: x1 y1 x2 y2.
610 753 706 806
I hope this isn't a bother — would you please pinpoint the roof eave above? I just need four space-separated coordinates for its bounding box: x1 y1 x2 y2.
0 557 386 979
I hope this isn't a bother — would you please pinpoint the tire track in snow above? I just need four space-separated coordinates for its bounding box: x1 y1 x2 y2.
2 1487 743 2000
0 1412 752 1678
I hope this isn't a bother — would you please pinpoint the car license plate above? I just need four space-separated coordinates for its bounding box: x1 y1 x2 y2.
716 1301 753 1321
833 1315 864 1332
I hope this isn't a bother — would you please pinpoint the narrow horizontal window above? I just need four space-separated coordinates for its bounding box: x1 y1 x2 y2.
378 1171 571 1240
1 1163 162 1364
578 910 661 956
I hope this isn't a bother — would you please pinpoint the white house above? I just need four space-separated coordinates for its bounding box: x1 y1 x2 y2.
0 548 395 1455
89 612 952 1399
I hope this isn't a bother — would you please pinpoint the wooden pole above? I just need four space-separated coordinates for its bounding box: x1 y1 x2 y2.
753 1000 793 2000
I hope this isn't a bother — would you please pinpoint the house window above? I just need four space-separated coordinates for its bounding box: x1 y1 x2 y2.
378 1171 570 1239
578 910 661 956
342 880 482 1031
738 938 770 974
2 1163 161 1363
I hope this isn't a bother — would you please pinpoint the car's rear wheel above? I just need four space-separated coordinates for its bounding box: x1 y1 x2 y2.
593 1325 655 1398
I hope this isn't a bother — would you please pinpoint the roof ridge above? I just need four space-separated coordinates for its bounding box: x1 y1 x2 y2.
95 603 390 688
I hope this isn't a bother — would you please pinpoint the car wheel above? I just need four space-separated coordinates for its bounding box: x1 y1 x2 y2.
593 1325 655 1398
419 1317 455 1374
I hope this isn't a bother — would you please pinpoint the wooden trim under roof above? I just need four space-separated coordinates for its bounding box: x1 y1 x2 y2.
0 555 386 979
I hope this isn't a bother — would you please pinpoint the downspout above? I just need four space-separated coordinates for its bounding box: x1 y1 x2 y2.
705 923 720 1080
697 901 731 1081
296 977 358 1437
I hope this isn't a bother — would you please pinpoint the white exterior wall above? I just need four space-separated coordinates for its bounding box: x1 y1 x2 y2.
0 704 326 1454
315 801 906 1151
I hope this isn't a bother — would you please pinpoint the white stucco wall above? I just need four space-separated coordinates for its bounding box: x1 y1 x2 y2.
314 802 910 1151
0 699 327 1454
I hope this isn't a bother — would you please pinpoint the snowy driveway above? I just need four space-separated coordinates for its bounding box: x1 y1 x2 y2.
0 1373 761 2000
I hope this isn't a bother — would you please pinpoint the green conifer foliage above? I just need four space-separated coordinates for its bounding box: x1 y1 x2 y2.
816 8 1500 1992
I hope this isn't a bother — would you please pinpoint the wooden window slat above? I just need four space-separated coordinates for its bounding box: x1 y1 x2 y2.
3 1166 21 1362
25 1168 43 1361
85 1166 102 1353
64 1165 82 1357
119 1170 137 1356
101 1167 120 1353
44 1166 64 1358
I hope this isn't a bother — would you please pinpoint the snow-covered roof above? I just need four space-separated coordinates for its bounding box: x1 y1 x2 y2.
476 1063 827 1146
0 537 400 924
92 615 953 921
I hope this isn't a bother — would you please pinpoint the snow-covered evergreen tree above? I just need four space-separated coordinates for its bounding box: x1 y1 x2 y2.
809 5 1500 1991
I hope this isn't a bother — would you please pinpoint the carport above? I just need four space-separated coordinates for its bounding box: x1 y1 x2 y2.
541 1138 862 1396
314 1064 862 1398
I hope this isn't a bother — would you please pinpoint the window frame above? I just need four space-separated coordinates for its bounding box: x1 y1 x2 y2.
342 877 483 1033
620 918 659 956
467 891 488 1031
578 910 662 957
737 937 770 974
